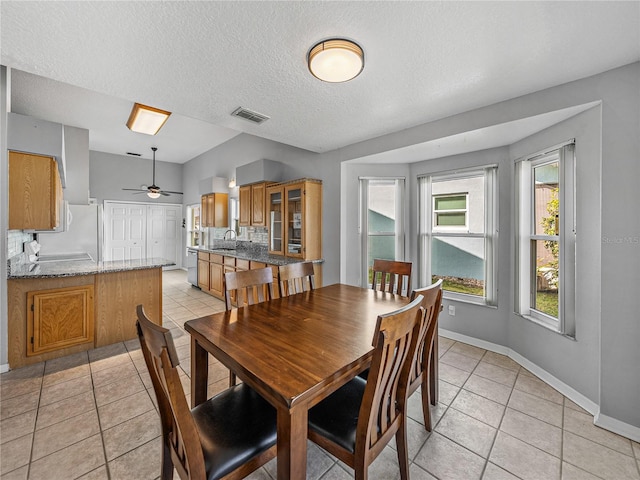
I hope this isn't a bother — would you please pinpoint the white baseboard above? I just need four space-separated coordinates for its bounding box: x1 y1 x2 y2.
595 411 640 443
439 328 638 442
0 363 9 374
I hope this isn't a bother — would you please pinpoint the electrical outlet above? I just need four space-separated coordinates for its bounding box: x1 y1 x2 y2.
448 305 456 316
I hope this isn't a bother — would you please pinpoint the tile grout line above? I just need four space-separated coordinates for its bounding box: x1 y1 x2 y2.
475 349 513 480
25 364 44 480
88 351 113 480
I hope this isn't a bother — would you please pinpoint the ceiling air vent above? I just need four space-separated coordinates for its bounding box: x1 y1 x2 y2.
231 107 270 125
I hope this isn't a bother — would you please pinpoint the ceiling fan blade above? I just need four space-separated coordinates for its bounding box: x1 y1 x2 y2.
122 188 147 192
160 190 184 195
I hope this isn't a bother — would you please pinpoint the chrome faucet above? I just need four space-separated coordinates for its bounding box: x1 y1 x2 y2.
223 229 237 241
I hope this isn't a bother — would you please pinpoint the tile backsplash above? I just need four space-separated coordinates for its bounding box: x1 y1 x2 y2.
8 230 33 259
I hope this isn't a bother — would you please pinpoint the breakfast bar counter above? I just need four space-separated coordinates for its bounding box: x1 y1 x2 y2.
7 257 174 279
7 258 173 369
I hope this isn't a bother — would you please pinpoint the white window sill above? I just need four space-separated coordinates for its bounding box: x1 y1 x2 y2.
443 291 497 309
515 313 576 340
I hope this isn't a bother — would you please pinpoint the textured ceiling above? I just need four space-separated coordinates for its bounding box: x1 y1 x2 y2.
2 1 639 163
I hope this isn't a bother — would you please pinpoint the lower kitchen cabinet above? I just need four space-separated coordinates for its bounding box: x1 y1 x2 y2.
197 252 210 290
209 261 224 298
27 285 94 356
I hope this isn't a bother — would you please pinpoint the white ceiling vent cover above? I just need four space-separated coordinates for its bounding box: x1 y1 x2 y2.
231 107 270 125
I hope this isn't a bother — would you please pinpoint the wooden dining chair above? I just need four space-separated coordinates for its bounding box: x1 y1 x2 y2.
135 305 277 480
278 261 315 297
371 258 412 296
307 295 425 480
224 267 274 310
224 267 274 386
408 279 443 431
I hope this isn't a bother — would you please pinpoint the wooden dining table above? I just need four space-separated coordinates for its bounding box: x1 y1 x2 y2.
184 283 411 480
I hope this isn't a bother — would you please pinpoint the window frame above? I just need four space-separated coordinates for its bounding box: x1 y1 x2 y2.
418 165 498 306
515 141 576 336
359 177 406 288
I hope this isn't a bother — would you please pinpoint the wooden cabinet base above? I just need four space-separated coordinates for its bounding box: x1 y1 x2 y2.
94 268 162 347
7 267 162 369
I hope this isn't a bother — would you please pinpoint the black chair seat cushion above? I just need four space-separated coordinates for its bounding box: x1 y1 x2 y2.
191 383 277 480
308 376 367 453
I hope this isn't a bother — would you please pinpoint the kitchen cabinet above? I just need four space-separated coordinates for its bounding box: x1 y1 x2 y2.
27 285 94 356
266 179 322 260
201 193 229 228
9 151 63 230
197 252 210 290
239 182 268 227
209 261 224 298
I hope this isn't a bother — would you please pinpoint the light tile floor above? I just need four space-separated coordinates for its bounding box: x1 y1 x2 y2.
1 269 639 480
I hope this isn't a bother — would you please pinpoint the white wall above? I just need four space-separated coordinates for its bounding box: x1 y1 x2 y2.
90 151 183 205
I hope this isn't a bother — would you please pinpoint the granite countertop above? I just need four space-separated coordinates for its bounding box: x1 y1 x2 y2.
188 245 323 267
8 257 174 279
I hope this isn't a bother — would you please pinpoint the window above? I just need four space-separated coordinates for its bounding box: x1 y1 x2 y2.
433 194 468 229
419 166 498 305
186 203 201 247
359 178 405 286
515 142 575 335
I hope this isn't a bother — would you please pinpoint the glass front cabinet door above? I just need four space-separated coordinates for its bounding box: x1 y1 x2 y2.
266 179 322 260
268 187 284 255
286 185 304 258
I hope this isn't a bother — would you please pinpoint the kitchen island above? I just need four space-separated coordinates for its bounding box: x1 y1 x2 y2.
7 258 173 369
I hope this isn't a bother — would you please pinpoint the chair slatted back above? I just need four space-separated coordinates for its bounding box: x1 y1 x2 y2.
409 280 443 388
371 259 412 296
136 305 206 480
357 296 424 458
278 262 315 297
224 267 274 311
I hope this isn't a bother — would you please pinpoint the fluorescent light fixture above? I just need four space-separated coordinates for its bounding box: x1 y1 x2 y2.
126 103 171 135
308 39 364 83
147 191 161 199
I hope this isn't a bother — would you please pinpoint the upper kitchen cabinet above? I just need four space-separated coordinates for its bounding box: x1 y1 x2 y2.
201 193 229 228
9 151 63 230
239 181 268 227
267 179 322 260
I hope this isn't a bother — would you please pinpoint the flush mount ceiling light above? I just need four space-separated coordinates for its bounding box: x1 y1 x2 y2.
126 103 171 135
308 38 364 83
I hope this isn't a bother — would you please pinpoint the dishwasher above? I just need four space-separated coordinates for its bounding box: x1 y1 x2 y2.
186 248 198 287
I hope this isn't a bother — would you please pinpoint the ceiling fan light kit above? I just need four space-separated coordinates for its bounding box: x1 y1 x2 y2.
126 102 171 135
308 38 364 83
122 147 183 198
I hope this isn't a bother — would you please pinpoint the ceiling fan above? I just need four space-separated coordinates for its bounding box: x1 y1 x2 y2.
123 147 183 198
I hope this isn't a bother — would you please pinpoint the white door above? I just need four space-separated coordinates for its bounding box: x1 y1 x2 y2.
105 202 146 261
104 201 182 268
147 204 181 270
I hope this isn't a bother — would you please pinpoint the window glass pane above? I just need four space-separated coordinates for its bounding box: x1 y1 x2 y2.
532 239 559 318
431 236 485 296
435 195 466 210
533 162 559 236
368 180 396 233
367 235 395 282
436 212 466 226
